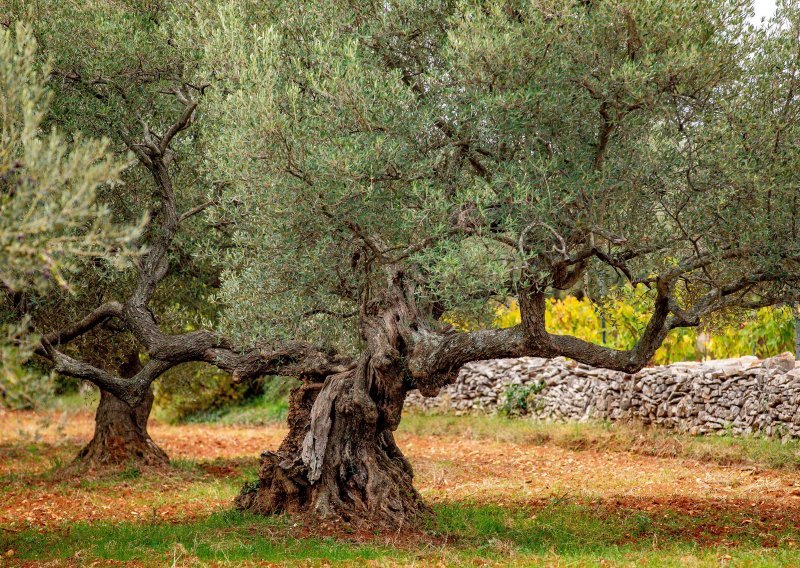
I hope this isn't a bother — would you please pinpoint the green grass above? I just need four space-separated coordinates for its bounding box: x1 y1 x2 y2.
2 510 391 564
430 500 794 551
44 389 100 413
178 378 299 426
182 393 291 426
4 502 800 566
399 412 800 471
6 407 800 565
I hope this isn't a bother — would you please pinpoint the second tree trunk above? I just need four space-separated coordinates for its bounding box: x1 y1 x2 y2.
75 351 169 468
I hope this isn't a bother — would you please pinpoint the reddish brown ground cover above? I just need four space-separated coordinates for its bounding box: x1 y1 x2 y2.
2 407 800 546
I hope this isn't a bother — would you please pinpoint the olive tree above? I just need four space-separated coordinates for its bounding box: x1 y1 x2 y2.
2 3 349 467
197 0 800 526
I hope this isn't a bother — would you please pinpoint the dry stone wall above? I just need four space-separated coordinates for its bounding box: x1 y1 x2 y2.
405 353 800 437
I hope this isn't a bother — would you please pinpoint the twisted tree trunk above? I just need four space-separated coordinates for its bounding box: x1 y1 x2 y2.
76 351 168 468
236 357 425 525
234 272 673 527
236 275 428 526
234 268 693 526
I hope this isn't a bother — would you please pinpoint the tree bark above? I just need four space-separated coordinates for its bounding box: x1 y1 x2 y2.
236 357 426 526
236 274 427 527
75 351 169 468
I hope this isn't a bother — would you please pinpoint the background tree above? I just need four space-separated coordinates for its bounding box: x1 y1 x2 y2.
0 21 140 408
2 2 350 468
25 0 219 467
195 0 800 526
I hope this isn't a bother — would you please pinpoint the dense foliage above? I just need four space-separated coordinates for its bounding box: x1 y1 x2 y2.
0 4 229 410
0 23 140 294
199 0 800 356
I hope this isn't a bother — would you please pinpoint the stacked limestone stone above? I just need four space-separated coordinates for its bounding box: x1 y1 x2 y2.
404 353 800 437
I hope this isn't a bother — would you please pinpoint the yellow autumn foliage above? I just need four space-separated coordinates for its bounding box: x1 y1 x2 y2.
491 291 794 365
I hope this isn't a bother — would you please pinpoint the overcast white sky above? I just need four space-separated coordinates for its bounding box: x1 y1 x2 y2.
751 0 777 24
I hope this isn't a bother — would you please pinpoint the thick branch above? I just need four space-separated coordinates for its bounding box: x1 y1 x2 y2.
43 342 166 406
34 302 123 354
40 306 354 405
408 326 527 393
408 302 670 383
203 341 354 383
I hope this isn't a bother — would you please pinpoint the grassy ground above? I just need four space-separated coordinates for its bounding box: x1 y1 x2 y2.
187 395 800 470
3 407 800 566
401 412 800 471
7 502 800 566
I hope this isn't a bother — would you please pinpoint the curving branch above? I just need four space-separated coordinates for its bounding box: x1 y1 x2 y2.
42 330 353 406
179 200 216 223
41 338 163 405
35 301 123 352
408 252 798 387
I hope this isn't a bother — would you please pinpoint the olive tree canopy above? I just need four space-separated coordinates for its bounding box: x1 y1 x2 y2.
207 0 800 362
1 5 347 432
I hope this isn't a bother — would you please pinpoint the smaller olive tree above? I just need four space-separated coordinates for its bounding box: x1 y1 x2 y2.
1 3 351 467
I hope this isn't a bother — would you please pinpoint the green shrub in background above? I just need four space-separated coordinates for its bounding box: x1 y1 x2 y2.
0 323 55 410
183 376 300 425
154 362 259 423
493 287 795 365
499 382 545 417
153 361 300 424
0 345 54 409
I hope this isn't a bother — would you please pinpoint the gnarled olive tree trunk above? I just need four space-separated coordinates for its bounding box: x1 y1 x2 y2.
233 270 685 526
236 359 424 525
76 351 168 468
236 275 429 526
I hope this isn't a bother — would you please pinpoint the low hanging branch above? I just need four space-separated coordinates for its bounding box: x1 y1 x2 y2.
41 317 353 406
407 253 799 386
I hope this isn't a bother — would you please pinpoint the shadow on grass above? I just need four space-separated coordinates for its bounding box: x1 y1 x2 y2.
2 510 390 564
0 443 259 494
